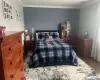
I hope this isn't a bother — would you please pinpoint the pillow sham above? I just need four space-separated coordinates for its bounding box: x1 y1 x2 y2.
49 32 59 38
36 32 50 40
45 33 49 38
38 32 45 40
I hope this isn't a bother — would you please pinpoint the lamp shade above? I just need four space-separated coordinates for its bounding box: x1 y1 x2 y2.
32 28 34 34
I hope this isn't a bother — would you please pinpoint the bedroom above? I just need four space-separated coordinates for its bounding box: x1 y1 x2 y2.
0 0 100 80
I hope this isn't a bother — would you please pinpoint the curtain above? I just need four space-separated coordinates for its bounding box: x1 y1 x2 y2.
91 4 100 62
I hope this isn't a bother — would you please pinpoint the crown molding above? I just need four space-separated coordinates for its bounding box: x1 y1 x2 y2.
16 0 24 6
23 5 80 9
80 0 100 8
16 0 100 9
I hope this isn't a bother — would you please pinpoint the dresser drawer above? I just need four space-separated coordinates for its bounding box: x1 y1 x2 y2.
5 64 24 80
4 46 23 73
5 70 16 80
2 34 21 46
2 38 22 58
5 57 24 80
4 54 22 72
15 63 24 80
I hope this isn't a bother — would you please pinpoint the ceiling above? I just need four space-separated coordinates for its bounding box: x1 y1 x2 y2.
19 0 99 8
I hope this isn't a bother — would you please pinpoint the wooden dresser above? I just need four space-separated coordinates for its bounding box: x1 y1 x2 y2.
75 37 93 57
0 31 25 80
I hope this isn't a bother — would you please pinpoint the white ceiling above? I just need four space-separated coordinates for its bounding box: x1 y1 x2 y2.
18 0 99 8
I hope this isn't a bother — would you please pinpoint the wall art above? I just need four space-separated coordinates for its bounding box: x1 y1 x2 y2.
2 0 13 20
16 10 21 21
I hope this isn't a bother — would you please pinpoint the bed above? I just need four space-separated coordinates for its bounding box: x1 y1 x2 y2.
29 30 78 68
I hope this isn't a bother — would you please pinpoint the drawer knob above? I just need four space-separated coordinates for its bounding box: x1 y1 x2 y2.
19 40 21 43
8 47 11 51
20 60 22 63
10 74 14 78
10 61 13 65
21 77 26 80
21 68 23 71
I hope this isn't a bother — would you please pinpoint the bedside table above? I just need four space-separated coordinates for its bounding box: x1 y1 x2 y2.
24 40 35 52
63 36 71 44
64 36 76 51
75 37 93 57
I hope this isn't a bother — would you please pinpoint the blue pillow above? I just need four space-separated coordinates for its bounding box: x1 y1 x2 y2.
45 33 49 38
38 32 45 40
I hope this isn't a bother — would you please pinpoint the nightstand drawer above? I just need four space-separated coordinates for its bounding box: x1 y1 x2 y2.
24 40 34 44
25 45 34 51
24 40 35 52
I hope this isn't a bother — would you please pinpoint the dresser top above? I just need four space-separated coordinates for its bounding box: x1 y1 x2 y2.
0 31 24 40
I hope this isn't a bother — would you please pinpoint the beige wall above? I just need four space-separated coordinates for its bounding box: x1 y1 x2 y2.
0 0 24 31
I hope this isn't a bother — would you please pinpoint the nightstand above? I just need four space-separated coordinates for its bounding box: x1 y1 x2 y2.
64 36 76 52
63 36 71 44
24 40 35 52
75 37 93 57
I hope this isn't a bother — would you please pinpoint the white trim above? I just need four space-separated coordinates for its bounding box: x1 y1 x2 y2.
23 5 80 9
80 0 100 8
16 0 24 6
16 0 100 9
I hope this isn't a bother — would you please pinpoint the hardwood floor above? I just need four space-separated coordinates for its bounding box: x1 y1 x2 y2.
79 56 100 74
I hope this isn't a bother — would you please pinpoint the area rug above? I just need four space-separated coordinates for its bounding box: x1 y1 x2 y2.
24 52 100 80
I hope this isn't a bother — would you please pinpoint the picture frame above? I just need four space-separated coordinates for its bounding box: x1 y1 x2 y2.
2 0 13 20
16 10 21 21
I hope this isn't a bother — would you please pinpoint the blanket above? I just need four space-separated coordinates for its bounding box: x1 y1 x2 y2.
29 39 78 67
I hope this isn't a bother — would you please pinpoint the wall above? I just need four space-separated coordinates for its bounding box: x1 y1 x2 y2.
79 3 99 39
0 0 24 31
24 7 79 35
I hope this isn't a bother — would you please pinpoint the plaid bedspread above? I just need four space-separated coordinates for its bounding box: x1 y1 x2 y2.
29 39 78 67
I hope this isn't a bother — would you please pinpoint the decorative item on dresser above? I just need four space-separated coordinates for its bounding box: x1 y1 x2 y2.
24 29 30 40
60 21 71 43
60 23 64 39
0 31 25 80
75 37 93 57
24 40 35 53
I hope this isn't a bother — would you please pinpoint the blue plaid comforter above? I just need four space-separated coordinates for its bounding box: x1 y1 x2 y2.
29 38 78 67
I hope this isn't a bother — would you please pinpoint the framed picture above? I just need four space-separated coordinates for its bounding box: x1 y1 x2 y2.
11 16 13 19
10 6 12 9
4 1 5 7
6 3 8 7
4 13 6 18
16 10 21 21
2 0 13 20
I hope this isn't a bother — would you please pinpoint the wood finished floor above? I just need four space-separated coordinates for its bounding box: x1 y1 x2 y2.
79 56 100 74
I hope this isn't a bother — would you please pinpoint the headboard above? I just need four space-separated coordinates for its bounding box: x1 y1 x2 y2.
35 30 59 40
36 30 59 33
